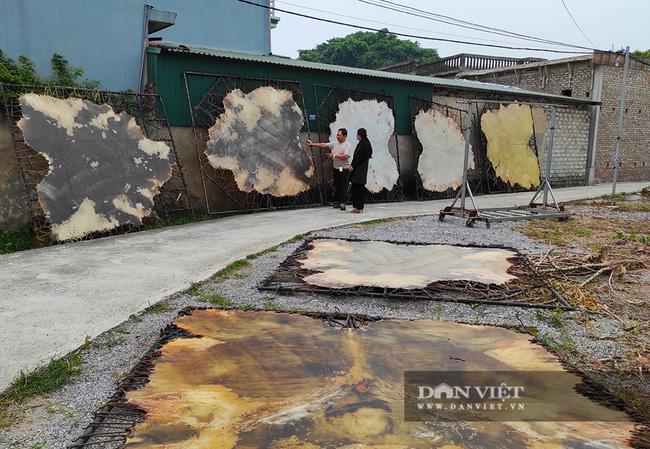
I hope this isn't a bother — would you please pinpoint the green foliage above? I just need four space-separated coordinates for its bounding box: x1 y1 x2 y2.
287 234 305 243
0 50 98 88
612 230 650 245
187 282 202 296
0 228 36 254
632 49 650 59
199 294 233 307
298 29 439 69
5 353 83 404
145 303 173 314
536 307 567 329
212 259 251 280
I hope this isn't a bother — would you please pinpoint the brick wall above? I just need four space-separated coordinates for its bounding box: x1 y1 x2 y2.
465 58 650 183
468 60 594 99
537 107 590 186
595 65 650 182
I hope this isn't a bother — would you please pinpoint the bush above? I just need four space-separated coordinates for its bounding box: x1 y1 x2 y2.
0 50 99 89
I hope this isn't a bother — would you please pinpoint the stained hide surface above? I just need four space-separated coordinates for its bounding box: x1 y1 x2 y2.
122 309 636 449
300 239 517 288
205 86 314 197
414 110 474 192
481 104 541 189
329 99 398 193
17 94 172 241
531 107 548 162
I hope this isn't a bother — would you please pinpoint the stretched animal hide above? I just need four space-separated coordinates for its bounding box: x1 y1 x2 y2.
301 239 517 288
205 86 314 197
329 99 399 193
18 94 172 241
415 109 473 192
481 104 541 189
123 309 637 449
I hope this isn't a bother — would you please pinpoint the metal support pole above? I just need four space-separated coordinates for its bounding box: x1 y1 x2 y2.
460 126 471 216
543 107 557 208
611 46 630 201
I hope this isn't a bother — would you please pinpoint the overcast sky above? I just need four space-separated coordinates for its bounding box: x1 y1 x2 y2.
269 0 650 61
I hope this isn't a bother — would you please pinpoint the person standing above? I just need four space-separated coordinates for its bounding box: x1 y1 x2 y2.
307 128 352 210
348 128 372 213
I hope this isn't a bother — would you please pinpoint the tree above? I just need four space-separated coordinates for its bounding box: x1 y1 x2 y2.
632 49 650 59
298 29 439 69
0 51 99 88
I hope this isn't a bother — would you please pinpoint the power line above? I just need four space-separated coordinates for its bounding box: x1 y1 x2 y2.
364 0 594 50
560 0 596 47
359 0 595 51
239 0 588 54
275 0 538 47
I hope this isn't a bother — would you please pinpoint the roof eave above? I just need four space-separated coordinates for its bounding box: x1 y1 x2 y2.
154 43 599 105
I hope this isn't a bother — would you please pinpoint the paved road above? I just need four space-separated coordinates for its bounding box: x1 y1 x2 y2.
0 181 647 390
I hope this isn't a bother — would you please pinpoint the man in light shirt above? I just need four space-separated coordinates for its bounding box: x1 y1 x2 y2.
307 128 352 210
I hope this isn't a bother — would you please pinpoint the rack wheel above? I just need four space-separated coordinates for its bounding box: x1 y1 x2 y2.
558 216 570 222
438 213 445 222
465 219 475 227
485 222 491 229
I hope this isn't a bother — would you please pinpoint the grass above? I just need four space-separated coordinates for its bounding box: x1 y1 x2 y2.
520 218 595 246
145 303 173 314
615 201 650 213
46 404 74 417
536 307 567 329
142 213 211 230
187 282 202 296
199 294 234 307
287 234 305 243
212 259 251 280
612 230 650 245
0 351 85 427
263 299 280 311
0 228 37 255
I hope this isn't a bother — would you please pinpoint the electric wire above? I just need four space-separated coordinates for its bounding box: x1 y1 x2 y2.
274 0 540 47
560 0 597 47
358 0 595 51
241 0 589 54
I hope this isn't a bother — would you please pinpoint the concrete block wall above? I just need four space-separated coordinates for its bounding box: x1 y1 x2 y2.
537 107 590 186
595 66 650 182
465 59 650 183
467 60 594 100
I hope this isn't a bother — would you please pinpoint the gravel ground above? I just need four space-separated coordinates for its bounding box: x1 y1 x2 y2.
0 214 633 449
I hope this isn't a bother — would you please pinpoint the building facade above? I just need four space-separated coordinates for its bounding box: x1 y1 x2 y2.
0 0 271 91
141 43 597 214
458 52 650 183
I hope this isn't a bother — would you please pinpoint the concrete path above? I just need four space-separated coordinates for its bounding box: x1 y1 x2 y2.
0 181 647 390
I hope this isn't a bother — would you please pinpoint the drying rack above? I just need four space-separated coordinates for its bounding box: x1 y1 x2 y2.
439 100 571 228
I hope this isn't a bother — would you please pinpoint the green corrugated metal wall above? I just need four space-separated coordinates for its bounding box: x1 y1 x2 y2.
150 51 435 134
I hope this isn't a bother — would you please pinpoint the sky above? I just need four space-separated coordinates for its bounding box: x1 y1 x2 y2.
269 0 650 61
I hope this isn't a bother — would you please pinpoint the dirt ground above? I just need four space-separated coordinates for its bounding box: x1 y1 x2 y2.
517 190 650 421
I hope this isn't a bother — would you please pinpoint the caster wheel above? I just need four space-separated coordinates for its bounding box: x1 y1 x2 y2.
438 213 445 222
465 219 475 227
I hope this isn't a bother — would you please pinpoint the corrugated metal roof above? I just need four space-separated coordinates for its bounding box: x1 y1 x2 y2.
155 43 598 105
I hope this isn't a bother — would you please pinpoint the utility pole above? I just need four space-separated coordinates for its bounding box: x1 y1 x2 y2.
611 46 630 202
